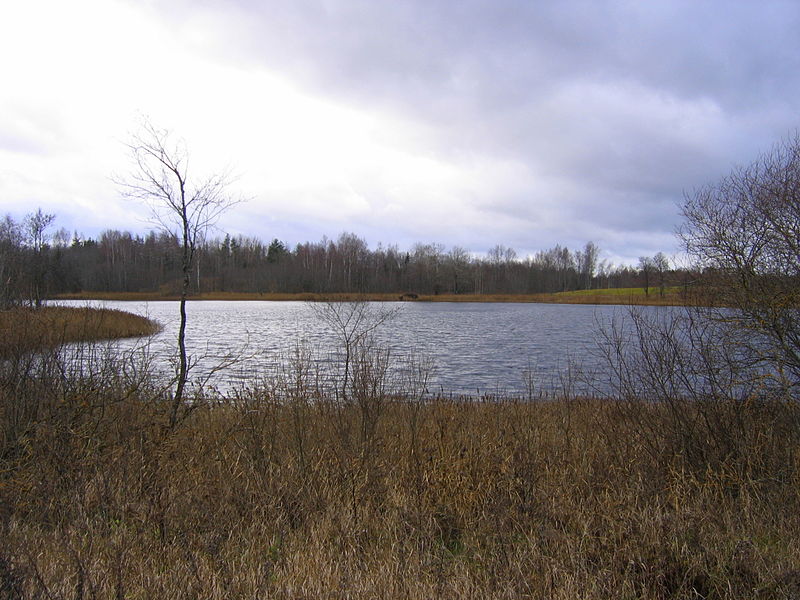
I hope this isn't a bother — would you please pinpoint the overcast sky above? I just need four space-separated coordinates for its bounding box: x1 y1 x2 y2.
2 1 799 264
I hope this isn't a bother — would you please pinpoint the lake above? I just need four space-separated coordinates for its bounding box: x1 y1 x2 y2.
58 300 669 397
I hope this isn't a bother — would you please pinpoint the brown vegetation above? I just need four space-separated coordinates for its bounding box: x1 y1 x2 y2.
418 287 690 305
0 306 160 359
53 287 695 306
1 348 798 598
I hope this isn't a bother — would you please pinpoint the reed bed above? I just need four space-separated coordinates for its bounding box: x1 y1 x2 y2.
0 306 160 359
1 362 799 598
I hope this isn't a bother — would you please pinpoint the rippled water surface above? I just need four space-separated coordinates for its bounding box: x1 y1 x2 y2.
59 300 670 395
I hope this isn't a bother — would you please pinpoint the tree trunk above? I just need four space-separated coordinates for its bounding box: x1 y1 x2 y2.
170 219 191 428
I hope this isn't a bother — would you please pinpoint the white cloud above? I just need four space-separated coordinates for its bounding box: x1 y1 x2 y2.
3 0 800 264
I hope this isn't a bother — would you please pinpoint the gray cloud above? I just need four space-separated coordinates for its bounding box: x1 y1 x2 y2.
79 2 800 261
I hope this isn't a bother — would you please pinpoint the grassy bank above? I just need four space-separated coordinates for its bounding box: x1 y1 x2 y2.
0 306 161 359
54 286 693 306
532 286 690 305
417 286 689 305
1 365 798 597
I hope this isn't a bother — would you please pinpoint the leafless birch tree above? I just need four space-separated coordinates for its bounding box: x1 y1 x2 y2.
118 119 241 425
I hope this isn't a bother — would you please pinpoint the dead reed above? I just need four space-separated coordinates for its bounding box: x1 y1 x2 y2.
1 365 798 598
0 305 160 359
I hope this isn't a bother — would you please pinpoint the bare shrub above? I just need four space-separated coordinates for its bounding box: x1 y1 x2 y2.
680 133 800 393
3 366 800 598
594 306 800 483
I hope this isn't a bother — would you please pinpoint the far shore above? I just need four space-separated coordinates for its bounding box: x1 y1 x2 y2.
52 287 694 306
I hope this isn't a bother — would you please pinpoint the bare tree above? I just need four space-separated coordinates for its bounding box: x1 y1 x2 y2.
310 300 399 405
446 246 471 294
0 215 24 308
578 241 599 290
680 132 800 393
652 252 670 297
118 119 241 425
24 208 55 308
638 256 653 297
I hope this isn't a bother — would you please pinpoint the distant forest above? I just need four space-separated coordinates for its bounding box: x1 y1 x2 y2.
1 210 679 306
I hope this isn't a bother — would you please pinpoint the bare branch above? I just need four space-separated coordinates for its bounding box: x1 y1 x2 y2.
116 117 244 425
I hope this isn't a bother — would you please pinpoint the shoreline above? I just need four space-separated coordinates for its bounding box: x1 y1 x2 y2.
0 305 161 358
52 287 694 307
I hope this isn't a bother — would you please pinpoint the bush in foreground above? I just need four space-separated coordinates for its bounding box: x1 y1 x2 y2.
1 359 799 598
1 300 799 599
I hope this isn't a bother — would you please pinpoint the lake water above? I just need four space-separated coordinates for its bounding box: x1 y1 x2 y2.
58 300 669 397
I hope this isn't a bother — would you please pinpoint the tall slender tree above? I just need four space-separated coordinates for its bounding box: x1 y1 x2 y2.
118 119 241 426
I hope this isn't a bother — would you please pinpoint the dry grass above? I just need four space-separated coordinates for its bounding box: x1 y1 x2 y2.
54 288 697 306
0 306 160 359
54 290 171 301
1 373 798 598
1 300 795 597
55 291 420 302
523 287 694 306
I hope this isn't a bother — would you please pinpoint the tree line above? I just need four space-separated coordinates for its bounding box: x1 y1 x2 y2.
1 214 677 305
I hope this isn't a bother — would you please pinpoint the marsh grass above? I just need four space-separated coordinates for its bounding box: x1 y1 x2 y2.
0 306 160 359
0 305 800 599
526 287 690 306
1 303 797 598
1 357 799 598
